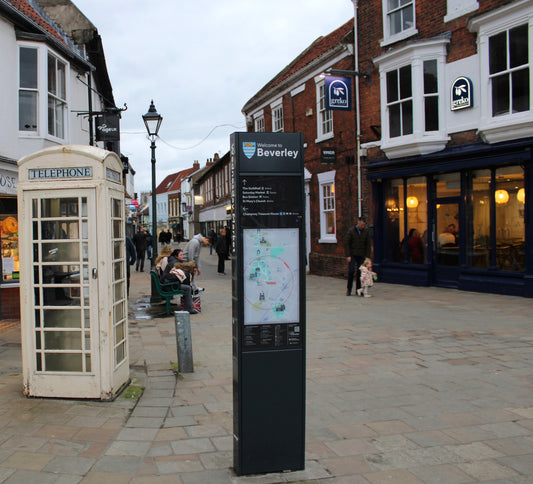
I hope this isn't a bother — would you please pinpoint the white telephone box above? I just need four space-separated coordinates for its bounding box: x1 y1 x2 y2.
17 145 129 400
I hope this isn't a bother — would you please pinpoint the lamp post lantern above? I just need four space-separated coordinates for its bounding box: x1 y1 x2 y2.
142 100 163 302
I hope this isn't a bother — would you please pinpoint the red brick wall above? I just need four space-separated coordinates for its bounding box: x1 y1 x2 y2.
1 286 20 320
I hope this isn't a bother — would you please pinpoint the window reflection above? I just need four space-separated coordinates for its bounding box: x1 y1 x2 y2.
495 166 524 271
470 170 491 269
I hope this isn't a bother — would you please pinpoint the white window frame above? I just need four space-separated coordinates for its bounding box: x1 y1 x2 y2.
271 99 284 132
317 170 336 243
381 0 418 47
18 42 70 142
253 110 265 132
374 38 450 159
469 0 533 144
315 78 334 143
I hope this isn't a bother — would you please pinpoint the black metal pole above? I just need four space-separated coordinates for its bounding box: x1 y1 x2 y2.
150 137 161 302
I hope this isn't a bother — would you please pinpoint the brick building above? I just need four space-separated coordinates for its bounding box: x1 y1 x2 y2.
359 0 533 296
242 19 371 277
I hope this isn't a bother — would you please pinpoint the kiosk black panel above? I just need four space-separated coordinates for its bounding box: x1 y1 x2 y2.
231 132 306 475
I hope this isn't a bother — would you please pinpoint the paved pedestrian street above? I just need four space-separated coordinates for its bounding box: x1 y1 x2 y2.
0 250 532 483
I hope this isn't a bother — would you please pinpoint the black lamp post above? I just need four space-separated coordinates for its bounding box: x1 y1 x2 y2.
142 100 163 302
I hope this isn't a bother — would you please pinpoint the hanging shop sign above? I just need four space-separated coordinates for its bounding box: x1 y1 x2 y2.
95 112 120 142
451 76 474 111
325 76 352 111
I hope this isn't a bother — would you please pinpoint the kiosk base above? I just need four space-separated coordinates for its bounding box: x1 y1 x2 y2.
234 348 305 475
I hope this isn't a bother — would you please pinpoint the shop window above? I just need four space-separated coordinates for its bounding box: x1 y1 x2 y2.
436 172 460 197
382 0 417 46
316 79 333 141
0 198 19 283
386 178 428 263
467 166 524 272
317 171 336 243
495 166 525 271
470 170 491 269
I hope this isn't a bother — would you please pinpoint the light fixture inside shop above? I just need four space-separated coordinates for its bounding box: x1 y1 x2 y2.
406 196 419 208
517 188 525 204
495 189 509 204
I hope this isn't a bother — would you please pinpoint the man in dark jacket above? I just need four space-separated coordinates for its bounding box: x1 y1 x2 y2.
133 228 148 272
126 236 136 296
344 217 372 296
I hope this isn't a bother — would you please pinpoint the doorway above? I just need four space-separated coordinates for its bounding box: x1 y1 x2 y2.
433 200 461 287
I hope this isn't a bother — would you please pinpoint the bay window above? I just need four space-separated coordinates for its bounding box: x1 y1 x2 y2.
375 38 449 158
18 44 69 140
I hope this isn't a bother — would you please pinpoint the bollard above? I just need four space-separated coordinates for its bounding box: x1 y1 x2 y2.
174 311 194 373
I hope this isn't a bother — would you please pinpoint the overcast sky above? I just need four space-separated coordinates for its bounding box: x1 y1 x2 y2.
71 0 354 193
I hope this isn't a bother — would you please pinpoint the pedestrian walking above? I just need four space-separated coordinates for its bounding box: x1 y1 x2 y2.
216 228 227 275
344 216 372 296
357 257 377 297
125 235 136 296
145 231 153 260
208 227 217 255
133 227 148 272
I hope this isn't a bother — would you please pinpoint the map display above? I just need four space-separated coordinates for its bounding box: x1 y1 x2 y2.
243 228 299 325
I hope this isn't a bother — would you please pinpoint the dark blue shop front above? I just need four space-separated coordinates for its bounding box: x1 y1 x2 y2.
368 138 533 297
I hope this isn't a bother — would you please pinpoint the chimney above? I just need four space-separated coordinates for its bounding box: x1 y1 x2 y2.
193 160 199 170
213 153 220 162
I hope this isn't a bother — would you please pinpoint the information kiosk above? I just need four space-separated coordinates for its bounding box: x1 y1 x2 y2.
18 145 129 400
231 132 306 475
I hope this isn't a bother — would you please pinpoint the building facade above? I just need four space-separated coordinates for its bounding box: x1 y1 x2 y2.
0 0 117 318
359 0 533 296
242 20 369 276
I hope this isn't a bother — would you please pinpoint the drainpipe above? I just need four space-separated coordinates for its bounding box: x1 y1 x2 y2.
351 0 362 218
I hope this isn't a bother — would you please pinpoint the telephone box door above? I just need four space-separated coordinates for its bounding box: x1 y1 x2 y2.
24 189 101 398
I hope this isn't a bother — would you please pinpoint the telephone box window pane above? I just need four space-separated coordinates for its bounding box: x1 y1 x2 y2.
114 261 123 279
113 220 121 238
113 199 122 218
41 221 78 239
85 355 91 372
84 331 91 351
114 302 124 322
42 242 80 262
41 198 79 218
82 243 88 262
32 199 38 217
45 353 82 372
115 281 124 301
35 310 41 328
43 308 82 328
81 198 87 217
116 342 125 365
115 321 124 342
114 241 122 259
35 330 41 349
84 309 90 329
44 331 82 350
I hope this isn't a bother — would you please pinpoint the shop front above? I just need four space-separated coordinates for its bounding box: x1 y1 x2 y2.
0 160 20 319
368 139 532 297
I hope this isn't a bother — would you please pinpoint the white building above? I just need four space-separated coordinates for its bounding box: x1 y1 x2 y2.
0 0 117 318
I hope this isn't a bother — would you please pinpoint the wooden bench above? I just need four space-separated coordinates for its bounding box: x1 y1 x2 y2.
150 270 185 316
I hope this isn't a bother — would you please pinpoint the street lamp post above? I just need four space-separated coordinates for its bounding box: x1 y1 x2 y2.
142 100 163 302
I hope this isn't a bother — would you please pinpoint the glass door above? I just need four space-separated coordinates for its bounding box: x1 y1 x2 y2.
433 200 461 287
30 190 100 396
